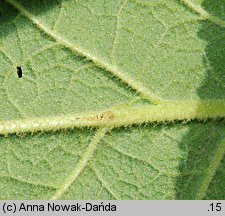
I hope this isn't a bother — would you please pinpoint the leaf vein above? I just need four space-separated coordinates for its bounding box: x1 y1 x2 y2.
50 128 108 200
180 0 225 28
89 164 119 199
6 0 161 104
197 137 225 199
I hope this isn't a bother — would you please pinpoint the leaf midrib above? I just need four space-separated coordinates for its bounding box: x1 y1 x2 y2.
0 100 224 135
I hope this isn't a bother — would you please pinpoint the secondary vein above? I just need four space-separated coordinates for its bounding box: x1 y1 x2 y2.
50 127 108 200
89 164 119 199
180 0 225 28
6 0 161 104
196 137 225 199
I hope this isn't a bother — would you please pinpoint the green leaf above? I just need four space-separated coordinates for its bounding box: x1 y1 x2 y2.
0 0 224 199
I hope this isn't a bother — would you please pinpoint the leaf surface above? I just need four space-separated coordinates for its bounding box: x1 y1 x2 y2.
0 0 224 199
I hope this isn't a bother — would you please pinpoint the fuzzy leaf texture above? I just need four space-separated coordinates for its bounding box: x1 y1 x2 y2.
0 0 225 200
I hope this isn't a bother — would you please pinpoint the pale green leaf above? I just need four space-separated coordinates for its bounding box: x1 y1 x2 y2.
0 0 224 200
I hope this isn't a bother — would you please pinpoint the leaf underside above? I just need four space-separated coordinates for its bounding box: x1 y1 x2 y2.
0 0 224 200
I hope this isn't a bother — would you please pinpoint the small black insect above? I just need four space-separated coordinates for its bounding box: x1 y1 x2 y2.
17 66 22 78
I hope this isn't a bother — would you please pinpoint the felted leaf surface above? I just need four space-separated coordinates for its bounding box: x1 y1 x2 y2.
0 0 224 199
